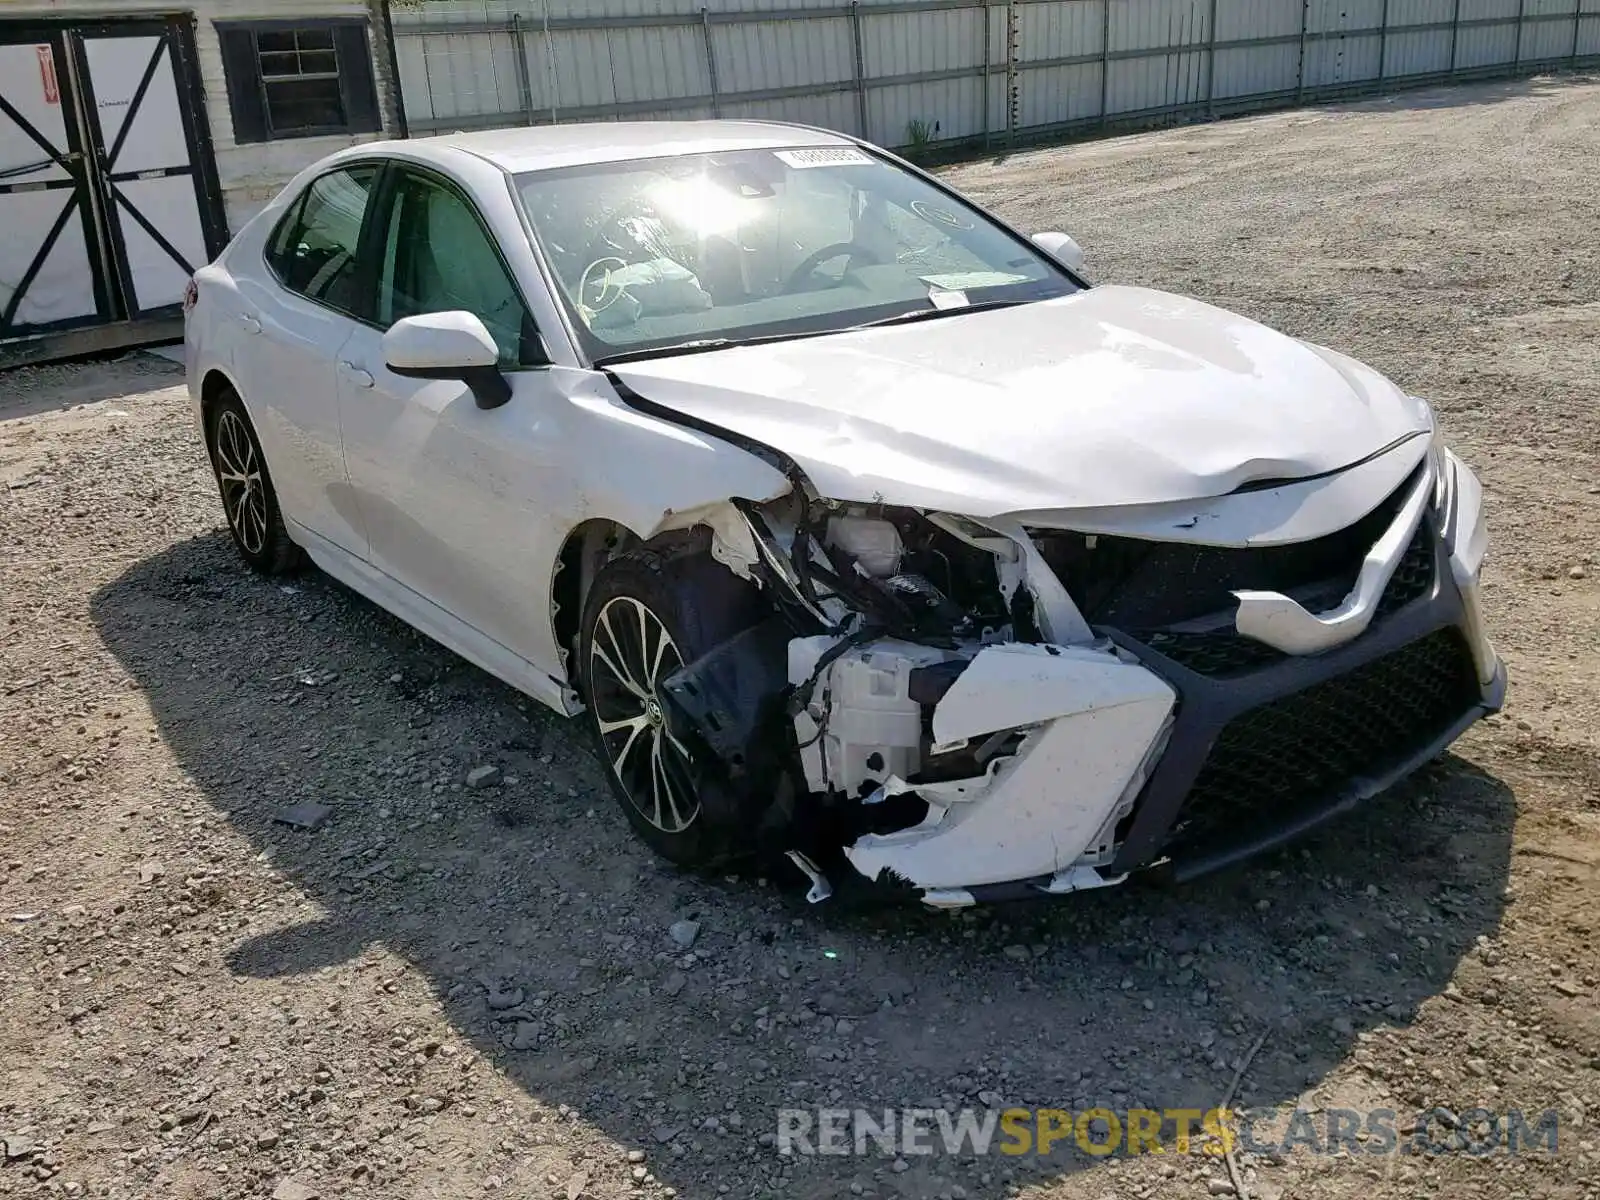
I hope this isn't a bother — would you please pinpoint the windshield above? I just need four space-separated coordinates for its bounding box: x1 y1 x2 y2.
513 145 1079 363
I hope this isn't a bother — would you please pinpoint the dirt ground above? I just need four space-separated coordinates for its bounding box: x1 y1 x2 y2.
3 74 1598 1200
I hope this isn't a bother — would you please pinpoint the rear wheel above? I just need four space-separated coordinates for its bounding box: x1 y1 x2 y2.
205 388 301 575
579 536 764 867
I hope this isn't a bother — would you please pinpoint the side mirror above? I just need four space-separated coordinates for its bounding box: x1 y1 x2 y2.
383 311 511 410
1031 231 1085 274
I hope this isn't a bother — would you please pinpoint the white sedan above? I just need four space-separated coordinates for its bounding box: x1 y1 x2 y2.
184 120 1502 907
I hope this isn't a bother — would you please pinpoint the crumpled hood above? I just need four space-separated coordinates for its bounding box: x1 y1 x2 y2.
609 284 1432 516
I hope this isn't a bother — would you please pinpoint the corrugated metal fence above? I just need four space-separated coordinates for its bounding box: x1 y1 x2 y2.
390 0 1600 149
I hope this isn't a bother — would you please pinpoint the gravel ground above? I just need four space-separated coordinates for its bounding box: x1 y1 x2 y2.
3 74 1599 1200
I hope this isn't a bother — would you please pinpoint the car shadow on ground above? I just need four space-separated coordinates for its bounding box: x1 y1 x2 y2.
91 532 1516 1198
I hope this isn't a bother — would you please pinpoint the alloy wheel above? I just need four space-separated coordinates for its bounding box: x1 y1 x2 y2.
214 409 268 556
587 595 700 833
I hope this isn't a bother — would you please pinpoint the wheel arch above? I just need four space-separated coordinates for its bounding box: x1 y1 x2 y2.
199 365 247 436
551 517 644 695
549 499 772 698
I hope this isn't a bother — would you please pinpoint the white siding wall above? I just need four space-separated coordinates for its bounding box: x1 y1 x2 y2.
4 0 397 231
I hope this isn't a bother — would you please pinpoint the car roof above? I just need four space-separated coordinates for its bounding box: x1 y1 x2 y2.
396 120 854 175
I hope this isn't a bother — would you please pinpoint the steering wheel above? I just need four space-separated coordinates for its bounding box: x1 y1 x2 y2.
783 241 881 292
578 256 628 315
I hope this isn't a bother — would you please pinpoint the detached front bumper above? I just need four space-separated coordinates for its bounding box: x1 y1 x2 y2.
832 453 1501 908
840 641 1177 906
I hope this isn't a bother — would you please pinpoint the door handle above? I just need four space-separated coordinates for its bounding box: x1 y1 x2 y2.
339 360 375 389
238 313 261 335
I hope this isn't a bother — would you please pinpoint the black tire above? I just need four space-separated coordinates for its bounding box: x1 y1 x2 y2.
205 387 302 575
579 533 766 868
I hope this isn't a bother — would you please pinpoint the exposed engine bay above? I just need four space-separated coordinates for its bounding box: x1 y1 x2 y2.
646 437 1501 909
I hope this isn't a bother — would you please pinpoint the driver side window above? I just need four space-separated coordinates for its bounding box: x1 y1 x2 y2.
374 168 535 368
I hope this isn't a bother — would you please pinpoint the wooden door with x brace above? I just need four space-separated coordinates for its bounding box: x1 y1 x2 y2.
0 17 226 343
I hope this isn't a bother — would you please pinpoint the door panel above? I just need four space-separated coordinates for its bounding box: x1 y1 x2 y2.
112 175 210 312
1 189 98 327
232 162 382 560
80 36 191 173
233 283 367 557
336 342 571 670
1 19 225 347
77 29 214 315
337 164 569 669
0 35 105 335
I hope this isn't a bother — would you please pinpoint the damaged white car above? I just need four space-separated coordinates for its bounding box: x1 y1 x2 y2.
184 120 1503 907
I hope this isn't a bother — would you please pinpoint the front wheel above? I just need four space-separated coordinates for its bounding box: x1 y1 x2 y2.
578 536 764 867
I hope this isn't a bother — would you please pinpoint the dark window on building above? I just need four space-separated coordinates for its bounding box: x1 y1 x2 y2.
217 20 381 144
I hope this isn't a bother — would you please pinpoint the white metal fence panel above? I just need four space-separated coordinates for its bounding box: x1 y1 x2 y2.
1301 0 1380 87
390 0 1600 149
1583 3 1600 55
1211 0 1302 99
1452 0 1522 71
1524 0 1582 60
1383 0 1456 78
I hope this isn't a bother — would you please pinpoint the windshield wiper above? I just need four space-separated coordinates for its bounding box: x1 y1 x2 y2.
591 298 1036 367
844 297 1032 331
593 331 847 366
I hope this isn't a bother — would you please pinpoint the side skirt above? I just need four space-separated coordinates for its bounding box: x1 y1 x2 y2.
292 524 581 719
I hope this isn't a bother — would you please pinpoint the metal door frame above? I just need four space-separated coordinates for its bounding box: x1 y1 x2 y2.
0 13 226 342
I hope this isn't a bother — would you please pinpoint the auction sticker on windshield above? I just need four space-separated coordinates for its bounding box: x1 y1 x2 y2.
774 147 872 168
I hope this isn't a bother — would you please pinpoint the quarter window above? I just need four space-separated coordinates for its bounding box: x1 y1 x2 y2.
266 164 379 315
375 169 536 368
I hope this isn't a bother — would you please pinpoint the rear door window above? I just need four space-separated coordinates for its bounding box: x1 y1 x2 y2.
266 163 380 316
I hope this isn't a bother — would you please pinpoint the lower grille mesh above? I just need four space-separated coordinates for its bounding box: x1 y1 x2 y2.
1165 628 1479 853
1374 522 1436 618
1144 630 1285 676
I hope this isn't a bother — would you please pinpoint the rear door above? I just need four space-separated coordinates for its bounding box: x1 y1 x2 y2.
0 32 106 337
232 162 382 559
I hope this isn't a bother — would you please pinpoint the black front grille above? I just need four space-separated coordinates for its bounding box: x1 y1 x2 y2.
1029 472 1417 629
1143 630 1286 676
1134 522 1438 679
1164 628 1479 853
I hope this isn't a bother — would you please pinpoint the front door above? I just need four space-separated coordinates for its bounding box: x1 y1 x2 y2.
0 17 224 347
336 163 570 670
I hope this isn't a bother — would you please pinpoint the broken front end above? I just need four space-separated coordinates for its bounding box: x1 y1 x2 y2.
655 447 1503 908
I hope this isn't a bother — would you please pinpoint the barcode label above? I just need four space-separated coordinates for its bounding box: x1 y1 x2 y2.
774 147 872 169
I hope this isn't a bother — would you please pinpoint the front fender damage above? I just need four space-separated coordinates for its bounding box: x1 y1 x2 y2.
620 379 1499 908
651 481 1178 908
619 375 1179 908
